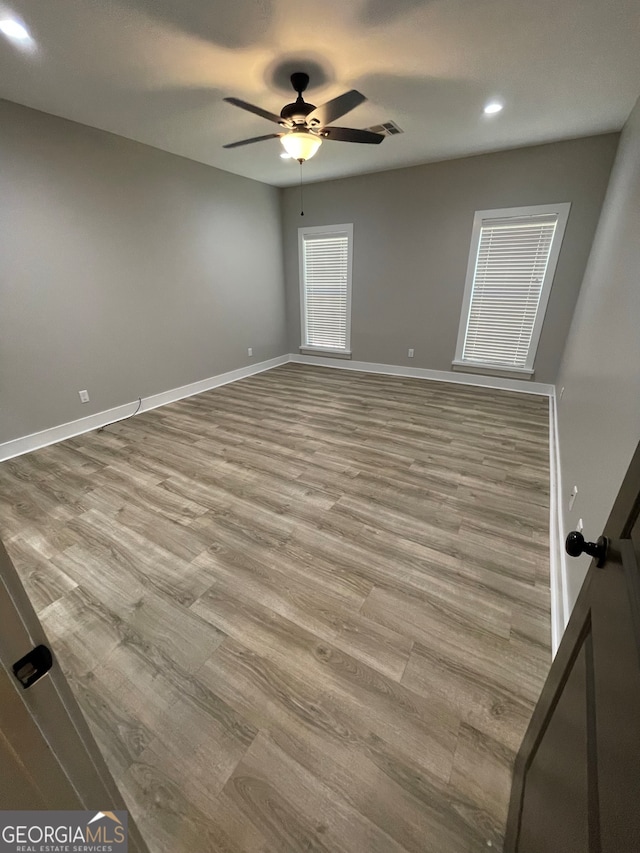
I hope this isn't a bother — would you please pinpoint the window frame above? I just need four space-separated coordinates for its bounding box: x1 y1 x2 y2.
298 223 353 357
453 202 571 377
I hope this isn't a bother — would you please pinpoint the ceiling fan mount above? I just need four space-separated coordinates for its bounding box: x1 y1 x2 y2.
290 71 310 97
223 71 385 161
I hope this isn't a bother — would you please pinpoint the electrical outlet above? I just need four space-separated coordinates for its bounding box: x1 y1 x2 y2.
78 390 90 403
408 348 415 358
569 485 578 511
247 347 253 357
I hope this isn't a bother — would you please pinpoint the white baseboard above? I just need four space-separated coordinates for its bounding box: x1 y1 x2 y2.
0 354 290 462
289 353 554 396
140 354 289 412
548 390 570 656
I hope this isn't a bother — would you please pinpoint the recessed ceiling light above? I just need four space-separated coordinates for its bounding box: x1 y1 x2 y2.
483 101 504 115
0 19 31 41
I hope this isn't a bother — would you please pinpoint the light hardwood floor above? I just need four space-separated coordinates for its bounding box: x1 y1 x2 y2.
0 364 552 853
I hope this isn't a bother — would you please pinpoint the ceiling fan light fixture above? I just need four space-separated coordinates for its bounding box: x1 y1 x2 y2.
281 130 322 162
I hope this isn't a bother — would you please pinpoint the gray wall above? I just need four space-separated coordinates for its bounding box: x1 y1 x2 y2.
282 135 618 383
0 99 287 444
556 98 640 608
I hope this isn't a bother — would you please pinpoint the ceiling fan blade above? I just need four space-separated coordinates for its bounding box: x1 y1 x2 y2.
307 90 367 126
223 133 283 149
322 127 384 144
223 97 283 125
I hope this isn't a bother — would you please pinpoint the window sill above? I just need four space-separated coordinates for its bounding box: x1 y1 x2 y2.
299 347 352 360
451 360 534 379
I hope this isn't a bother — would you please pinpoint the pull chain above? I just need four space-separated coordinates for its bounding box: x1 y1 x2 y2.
299 160 304 216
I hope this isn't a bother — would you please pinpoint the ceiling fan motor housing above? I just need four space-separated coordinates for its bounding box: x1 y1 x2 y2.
280 98 316 124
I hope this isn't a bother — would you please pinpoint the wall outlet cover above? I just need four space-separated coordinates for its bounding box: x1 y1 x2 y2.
408 348 415 358
78 390 90 403
247 347 253 357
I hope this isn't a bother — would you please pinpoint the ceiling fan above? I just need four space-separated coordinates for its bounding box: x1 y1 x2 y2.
223 72 384 162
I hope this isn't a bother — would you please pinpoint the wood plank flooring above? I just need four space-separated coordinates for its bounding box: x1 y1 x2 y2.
0 364 552 853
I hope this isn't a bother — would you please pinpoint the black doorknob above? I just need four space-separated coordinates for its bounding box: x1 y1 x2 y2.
565 531 608 567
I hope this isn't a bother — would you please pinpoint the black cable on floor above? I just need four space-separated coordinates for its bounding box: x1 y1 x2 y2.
97 396 142 433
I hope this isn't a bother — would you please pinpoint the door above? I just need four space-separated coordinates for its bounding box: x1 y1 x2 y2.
504 443 640 852
0 539 149 852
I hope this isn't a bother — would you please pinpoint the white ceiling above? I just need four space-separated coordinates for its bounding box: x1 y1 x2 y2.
0 0 639 187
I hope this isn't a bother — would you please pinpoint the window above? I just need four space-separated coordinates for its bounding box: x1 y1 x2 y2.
299 224 353 355
454 203 570 376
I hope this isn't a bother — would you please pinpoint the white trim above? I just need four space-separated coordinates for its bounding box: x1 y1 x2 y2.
0 355 290 462
140 355 287 410
299 346 352 359
454 202 571 372
451 360 534 379
290 353 553 396
548 388 570 656
298 223 353 354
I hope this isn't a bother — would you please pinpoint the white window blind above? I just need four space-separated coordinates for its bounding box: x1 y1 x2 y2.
460 212 562 370
301 227 351 351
